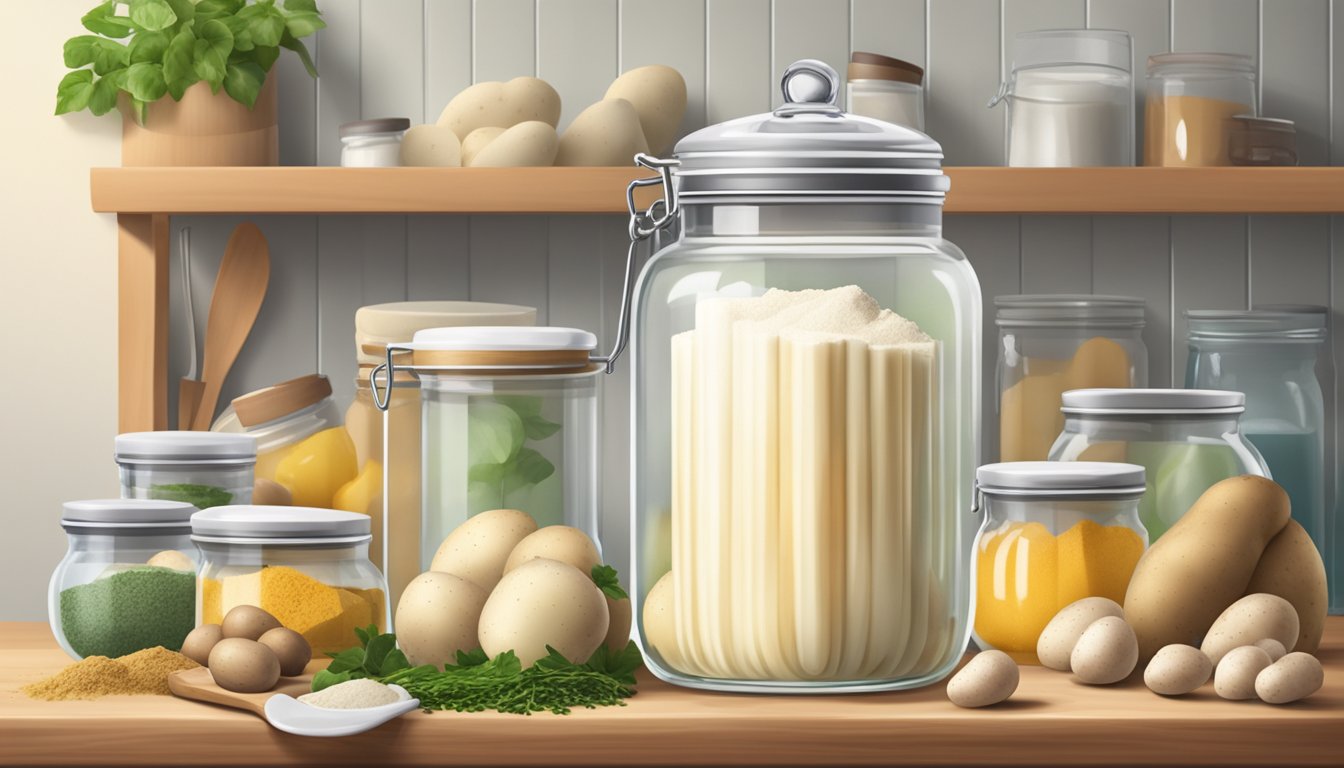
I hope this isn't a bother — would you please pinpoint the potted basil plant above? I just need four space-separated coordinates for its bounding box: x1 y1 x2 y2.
56 0 324 166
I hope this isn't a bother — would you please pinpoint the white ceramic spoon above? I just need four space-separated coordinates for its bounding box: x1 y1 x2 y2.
264 684 420 738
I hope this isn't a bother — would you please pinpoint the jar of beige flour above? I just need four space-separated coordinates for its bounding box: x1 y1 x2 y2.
1144 53 1258 166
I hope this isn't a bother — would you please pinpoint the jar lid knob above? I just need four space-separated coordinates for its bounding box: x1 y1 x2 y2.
780 59 839 106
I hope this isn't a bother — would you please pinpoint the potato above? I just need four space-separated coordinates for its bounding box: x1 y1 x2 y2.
252 478 291 506
1071 616 1139 685
462 126 506 166
258 627 312 677
395 571 489 667
604 64 687 155
1255 652 1324 704
1214 645 1273 700
1254 638 1287 662
438 77 561 140
1123 476 1290 660
1037 597 1124 671
181 624 224 666
555 99 649 167
208 638 281 694
642 571 683 670
604 596 632 651
400 124 462 167
1200 593 1300 666
430 509 538 591
1243 519 1327 654
1144 644 1212 696
505 525 600 577
469 121 558 167
146 550 194 572
946 650 1019 708
221 605 282 641
478 558 609 667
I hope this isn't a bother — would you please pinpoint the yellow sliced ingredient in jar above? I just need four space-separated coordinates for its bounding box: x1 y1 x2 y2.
23 646 198 701
273 427 358 508
201 565 384 654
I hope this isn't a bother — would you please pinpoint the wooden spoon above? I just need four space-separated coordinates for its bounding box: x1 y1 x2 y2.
190 222 271 430
168 666 311 719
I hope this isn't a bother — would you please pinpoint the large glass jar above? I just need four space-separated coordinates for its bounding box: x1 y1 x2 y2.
997 295 1147 462
116 431 256 509
49 499 199 660
1145 52 1258 166
972 462 1148 664
1185 310 1327 562
193 506 388 654
1049 389 1270 540
627 60 978 693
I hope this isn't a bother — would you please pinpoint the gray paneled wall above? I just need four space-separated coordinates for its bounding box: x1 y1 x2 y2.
169 0 1344 582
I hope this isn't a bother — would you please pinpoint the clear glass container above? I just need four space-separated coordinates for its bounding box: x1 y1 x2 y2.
1049 389 1270 540
374 326 602 571
1185 310 1327 563
972 462 1148 664
846 52 924 131
340 118 410 167
626 60 978 693
116 431 256 509
989 29 1134 167
1145 52 1258 166
49 499 199 659
1228 115 1297 166
996 295 1148 462
193 506 388 654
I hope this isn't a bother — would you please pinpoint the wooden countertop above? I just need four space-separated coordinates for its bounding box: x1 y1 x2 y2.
2 620 1340 767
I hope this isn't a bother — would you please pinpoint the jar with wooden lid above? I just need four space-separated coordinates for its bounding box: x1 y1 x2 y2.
846 51 924 131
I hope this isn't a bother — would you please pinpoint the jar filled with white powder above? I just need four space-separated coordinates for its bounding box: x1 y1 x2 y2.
340 118 411 167
989 29 1133 167
846 52 924 131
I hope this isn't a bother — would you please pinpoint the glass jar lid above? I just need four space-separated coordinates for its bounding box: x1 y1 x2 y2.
1011 29 1132 72
995 294 1145 328
339 118 410 138
669 59 948 204
1186 309 1326 342
1147 52 1256 76
115 431 257 466
190 506 370 544
62 499 198 533
977 461 1146 499
1062 388 1245 415
403 326 598 374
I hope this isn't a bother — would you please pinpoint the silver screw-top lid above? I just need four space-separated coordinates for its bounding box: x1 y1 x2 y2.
976 461 1147 499
1061 388 1245 415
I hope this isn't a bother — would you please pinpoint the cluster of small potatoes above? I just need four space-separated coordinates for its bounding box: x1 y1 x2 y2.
948 594 1325 708
400 66 687 168
180 606 312 694
394 509 630 668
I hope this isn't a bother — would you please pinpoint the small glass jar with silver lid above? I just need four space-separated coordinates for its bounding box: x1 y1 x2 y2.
340 118 411 167
115 432 256 509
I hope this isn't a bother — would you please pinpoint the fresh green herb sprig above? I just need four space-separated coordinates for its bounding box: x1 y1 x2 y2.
149 483 233 509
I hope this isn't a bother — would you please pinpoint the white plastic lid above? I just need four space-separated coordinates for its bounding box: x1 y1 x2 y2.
1062 388 1245 415
191 506 371 543
115 431 257 464
996 294 1145 328
1012 29 1132 72
62 499 198 530
977 461 1146 497
1186 309 1326 341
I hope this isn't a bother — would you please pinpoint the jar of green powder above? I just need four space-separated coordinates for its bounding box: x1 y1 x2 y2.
49 499 200 660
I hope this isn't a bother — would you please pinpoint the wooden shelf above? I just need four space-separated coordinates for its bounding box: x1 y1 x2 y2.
91 166 1344 215
2 620 1341 766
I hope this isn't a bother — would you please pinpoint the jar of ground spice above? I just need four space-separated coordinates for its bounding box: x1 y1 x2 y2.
192 506 389 654
49 499 200 660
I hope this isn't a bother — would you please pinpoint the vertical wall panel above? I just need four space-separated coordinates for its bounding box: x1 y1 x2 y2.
361 0 425 123
772 0 851 108
1335 1 1344 165
1171 0 1257 57
1019 217 1093 293
1002 0 1086 71
407 216 471 300
1333 215 1344 612
468 216 550 320
1092 216 1173 386
424 0 474 121
546 218 607 336
621 0 708 145
706 0 772 122
1251 218 1332 308
314 0 362 166
276 42 317 166
474 0 536 82
1170 216 1248 381
598 216 634 581
1262 0 1330 165
927 0 1002 165
849 0 925 66
538 0 619 130
1087 0 1170 162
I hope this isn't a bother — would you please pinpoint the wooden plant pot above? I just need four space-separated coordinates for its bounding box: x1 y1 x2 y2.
121 76 279 166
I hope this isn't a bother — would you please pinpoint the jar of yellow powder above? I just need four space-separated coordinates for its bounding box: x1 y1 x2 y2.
972 462 1148 664
996 295 1147 462
191 506 388 654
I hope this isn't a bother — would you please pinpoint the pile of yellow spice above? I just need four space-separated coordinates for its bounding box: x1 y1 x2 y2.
23 646 199 700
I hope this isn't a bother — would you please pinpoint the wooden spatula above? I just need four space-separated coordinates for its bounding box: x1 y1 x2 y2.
168 666 312 719
190 222 271 430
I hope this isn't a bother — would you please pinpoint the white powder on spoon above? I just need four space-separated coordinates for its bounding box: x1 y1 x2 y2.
297 678 400 709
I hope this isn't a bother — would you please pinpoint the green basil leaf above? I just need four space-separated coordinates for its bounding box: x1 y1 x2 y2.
162 27 196 99
125 62 168 102
520 412 562 440
193 40 225 90
55 70 96 115
128 30 169 64
89 69 125 116
164 0 195 25
129 0 178 31
251 44 281 73
324 647 366 674
380 649 411 677
584 641 642 686
279 31 318 78
362 632 398 676
283 10 325 38
353 625 370 647
510 447 556 487
91 39 131 76
82 2 135 37
239 2 286 48
591 564 629 600
454 648 490 668
63 35 101 68
224 60 265 107
468 401 525 466
310 669 353 693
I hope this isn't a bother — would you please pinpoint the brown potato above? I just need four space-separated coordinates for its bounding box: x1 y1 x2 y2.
258 627 312 677
221 605 282 641
1243 519 1327 654
208 638 281 694
180 624 223 667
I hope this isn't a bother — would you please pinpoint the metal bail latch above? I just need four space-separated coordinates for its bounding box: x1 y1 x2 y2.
369 345 412 412
590 152 681 375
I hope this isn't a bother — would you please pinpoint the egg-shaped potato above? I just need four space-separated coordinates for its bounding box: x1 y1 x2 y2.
1243 519 1327 654
438 77 562 140
395 571 489 667
430 509 538 591
400 124 462 167
1037 597 1124 671
208 638 281 693
1214 645 1273 700
946 650 1019 708
1144 644 1212 696
604 64 687 155
478 558 609 667
555 99 649 167
642 571 682 670
221 605 282 641
1254 638 1287 662
258 627 312 677
504 525 600 577
604 596 632 651
468 121 559 167
252 478 292 506
1071 616 1138 685
1255 652 1324 704
1200 593 1300 666
462 126 506 166
146 549 195 572
181 624 224 666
